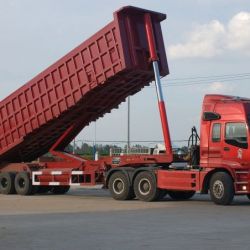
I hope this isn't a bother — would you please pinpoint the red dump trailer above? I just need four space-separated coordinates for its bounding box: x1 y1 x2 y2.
1 6 250 205
0 6 171 195
0 6 168 163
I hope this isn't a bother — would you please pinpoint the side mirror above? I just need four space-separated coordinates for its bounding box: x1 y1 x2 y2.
203 112 221 121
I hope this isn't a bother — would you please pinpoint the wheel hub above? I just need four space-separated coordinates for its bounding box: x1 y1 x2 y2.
18 178 26 189
1 178 8 188
213 180 224 199
113 178 125 194
138 178 151 195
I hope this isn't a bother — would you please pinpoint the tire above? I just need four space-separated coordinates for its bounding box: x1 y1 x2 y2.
108 171 134 200
14 172 33 195
246 194 250 200
51 186 70 195
0 172 16 194
134 171 160 202
168 190 195 200
209 172 234 205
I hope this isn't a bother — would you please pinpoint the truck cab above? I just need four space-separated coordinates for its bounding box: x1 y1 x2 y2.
200 94 250 170
147 94 250 205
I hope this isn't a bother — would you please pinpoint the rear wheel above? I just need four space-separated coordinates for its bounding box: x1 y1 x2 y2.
51 186 70 194
108 171 134 200
209 172 234 205
134 171 160 202
14 172 33 195
168 190 195 200
0 172 16 194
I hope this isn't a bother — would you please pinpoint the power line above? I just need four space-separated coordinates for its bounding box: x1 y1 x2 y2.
162 72 250 82
145 73 250 88
164 76 250 87
164 75 250 86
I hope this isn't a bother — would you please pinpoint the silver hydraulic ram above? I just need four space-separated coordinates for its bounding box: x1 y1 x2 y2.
144 13 173 159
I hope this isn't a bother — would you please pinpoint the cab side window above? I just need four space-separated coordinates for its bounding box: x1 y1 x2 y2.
212 123 221 142
225 122 248 149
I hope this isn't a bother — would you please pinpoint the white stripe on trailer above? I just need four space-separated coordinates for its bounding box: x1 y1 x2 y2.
77 184 104 189
51 171 62 175
32 170 86 186
72 171 84 175
49 182 61 186
70 183 81 186
32 171 43 185
70 171 84 185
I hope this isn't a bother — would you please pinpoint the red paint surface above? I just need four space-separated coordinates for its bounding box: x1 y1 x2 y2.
158 101 172 158
144 13 159 61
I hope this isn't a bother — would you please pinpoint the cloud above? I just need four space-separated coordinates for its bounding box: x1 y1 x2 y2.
227 12 250 52
168 12 250 59
168 20 225 59
204 82 236 94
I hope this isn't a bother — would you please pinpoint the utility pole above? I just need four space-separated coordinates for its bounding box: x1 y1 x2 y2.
94 122 98 160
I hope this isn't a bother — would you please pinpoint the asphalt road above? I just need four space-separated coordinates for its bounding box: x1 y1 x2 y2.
1 189 250 250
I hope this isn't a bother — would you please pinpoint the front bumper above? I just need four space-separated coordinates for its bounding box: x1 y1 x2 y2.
235 170 250 194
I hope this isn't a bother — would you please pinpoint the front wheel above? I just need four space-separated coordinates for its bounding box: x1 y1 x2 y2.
209 172 234 205
133 171 160 202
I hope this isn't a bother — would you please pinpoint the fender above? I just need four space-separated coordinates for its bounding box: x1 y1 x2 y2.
201 166 235 194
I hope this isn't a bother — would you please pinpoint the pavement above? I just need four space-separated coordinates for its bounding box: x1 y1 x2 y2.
1 188 250 250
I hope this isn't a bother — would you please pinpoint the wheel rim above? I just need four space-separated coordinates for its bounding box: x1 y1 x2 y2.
113 178 125 195
18 178 26 189
1 178 8 188
138 178 151 195
213 180 224 199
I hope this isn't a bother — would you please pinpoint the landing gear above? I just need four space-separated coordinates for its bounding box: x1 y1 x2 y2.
210 172 234 205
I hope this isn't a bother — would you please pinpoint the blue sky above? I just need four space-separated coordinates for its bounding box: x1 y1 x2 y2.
0 0 250 147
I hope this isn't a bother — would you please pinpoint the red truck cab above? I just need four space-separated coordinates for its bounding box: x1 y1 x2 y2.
201 94 250 170
154 94 250 205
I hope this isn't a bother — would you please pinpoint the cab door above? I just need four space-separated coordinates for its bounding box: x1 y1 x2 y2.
208 122 223 167
222 122 249 166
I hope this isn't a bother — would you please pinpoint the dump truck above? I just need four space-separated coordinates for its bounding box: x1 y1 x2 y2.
1 6 250 205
